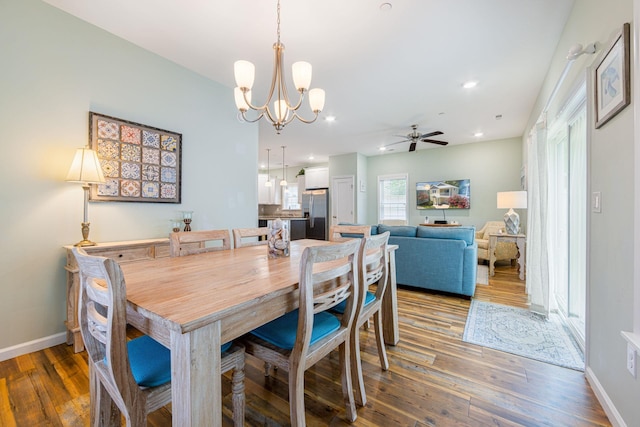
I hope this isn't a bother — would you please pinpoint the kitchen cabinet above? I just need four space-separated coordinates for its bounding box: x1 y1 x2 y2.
258 173 279 204
304 167 329 189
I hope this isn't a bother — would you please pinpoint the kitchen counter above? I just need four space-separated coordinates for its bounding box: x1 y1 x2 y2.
258 217 307 240
259 216 307 221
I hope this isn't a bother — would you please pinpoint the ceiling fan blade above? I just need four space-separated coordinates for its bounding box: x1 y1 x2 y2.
422 139 449 146
409 142 417 152
419 131 444 139
385 138 411 147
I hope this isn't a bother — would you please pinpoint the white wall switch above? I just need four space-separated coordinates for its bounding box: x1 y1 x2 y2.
592 191 602 213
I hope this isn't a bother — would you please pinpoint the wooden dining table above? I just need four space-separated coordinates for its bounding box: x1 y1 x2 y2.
118 238 399 426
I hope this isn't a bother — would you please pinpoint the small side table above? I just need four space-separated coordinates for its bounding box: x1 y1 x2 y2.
488 233 526 280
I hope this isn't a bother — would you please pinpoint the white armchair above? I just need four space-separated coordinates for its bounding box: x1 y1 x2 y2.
476 221 518 266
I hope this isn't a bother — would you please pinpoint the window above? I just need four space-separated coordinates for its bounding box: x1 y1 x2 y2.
281 183 300 210
378 174 408 224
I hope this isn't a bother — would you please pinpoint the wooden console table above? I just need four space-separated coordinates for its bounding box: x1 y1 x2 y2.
63 238 171 353
489 233 526 280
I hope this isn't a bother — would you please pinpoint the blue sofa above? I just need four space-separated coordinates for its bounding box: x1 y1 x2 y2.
371 224 478 297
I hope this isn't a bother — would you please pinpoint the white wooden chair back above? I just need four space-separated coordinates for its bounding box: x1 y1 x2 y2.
329 225 371 241
170 229 231 257
232 227 270 248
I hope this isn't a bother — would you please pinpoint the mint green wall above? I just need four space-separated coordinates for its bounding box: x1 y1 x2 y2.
366 138 523 228
524 0 638 424
356 153 368 224
0 0 257 351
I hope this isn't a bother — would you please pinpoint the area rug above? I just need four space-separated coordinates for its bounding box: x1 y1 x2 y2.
476 264 488 285
463 300 584 371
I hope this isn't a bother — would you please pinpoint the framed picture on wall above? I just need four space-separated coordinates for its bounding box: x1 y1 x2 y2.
594 22 630 129
88 112 182 203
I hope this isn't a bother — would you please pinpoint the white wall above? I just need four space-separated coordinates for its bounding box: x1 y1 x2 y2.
366 138 523 228
0 0 258 352
524 0 640 424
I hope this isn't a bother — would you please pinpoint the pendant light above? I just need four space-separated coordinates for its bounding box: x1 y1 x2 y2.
265 148 272 187
279 146 288 186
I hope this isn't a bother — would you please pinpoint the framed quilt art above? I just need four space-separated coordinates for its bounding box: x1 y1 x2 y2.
89 112 182 203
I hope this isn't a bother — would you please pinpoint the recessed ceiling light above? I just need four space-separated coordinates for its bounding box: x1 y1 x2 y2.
324 115 336 122
379 147 386 151
260 163 266 168
380 3 392 11
308 154 315 160
474 132 484 137
462 81 478 89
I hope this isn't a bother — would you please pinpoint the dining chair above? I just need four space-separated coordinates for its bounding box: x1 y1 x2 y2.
169 229 231 257
232 227 270 248
73 247 246 426
329 224 371 241
242 238 362 426
332 231 390 407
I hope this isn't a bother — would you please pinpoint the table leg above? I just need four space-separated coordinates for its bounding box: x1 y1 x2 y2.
489 235 497 277
382 249 399 345
171 321 222 426
516 237 526 281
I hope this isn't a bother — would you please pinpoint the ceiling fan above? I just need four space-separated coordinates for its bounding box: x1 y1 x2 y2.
386 124 448 152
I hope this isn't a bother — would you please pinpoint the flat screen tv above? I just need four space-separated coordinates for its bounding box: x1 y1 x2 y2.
416 179 470 209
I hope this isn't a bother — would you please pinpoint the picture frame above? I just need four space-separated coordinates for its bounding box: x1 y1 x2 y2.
88 112 182 203
416 179 470 210
595 22 630 129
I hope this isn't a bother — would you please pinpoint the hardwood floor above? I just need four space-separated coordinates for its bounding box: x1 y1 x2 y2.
0 262 610 426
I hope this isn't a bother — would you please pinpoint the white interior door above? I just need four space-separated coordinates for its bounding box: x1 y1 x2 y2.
331 176 354 226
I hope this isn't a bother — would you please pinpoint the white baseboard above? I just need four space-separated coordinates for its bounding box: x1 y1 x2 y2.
586 366 626 427
0 333 68 362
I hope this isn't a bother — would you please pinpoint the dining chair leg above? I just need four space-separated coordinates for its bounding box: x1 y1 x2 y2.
350 325 367 407
289 362 307 427
231 359 246 427
90 362 120 427
373 310 389 370
340 340 358 422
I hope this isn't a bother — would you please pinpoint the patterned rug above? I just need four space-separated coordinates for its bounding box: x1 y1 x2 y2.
463 300 584 371
476 264 488 285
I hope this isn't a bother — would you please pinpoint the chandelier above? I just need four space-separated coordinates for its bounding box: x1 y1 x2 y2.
233 0 325 134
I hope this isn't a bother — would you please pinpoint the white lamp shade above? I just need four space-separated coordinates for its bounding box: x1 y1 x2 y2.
66 148 105 184
234 87 251 111
497 191 527 209
273 99 290 122
292 61 312 91
308 88 325 112
234 60 255 89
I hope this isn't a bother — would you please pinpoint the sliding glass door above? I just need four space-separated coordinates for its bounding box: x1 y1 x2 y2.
548 84 587 349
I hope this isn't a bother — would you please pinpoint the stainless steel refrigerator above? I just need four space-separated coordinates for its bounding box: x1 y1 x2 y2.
302 188 329 240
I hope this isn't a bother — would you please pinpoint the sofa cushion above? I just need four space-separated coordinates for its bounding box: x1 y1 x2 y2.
416 226 475 245
377 224 417 237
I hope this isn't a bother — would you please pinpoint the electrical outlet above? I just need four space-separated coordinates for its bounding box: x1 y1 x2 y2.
627 343 636 378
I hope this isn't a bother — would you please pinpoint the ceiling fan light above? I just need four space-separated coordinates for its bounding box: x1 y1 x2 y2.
292 61 312 91
234 60 255 89
309 88 325 112
234 87 251 111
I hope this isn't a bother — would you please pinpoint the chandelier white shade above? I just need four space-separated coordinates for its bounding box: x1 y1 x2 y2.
233 0 325 133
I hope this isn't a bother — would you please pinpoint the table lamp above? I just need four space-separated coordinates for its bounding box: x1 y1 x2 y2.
497 191 527 235
66 147 106 246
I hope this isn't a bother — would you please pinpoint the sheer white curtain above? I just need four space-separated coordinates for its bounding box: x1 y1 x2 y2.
526 119 551 316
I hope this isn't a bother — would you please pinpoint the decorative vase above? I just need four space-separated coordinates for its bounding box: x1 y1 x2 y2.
267 218 290 258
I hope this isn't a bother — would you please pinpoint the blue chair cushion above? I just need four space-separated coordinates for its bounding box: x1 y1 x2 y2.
250 309 340 350
125 335 234 387
332 291 375 314
127 335 171 387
